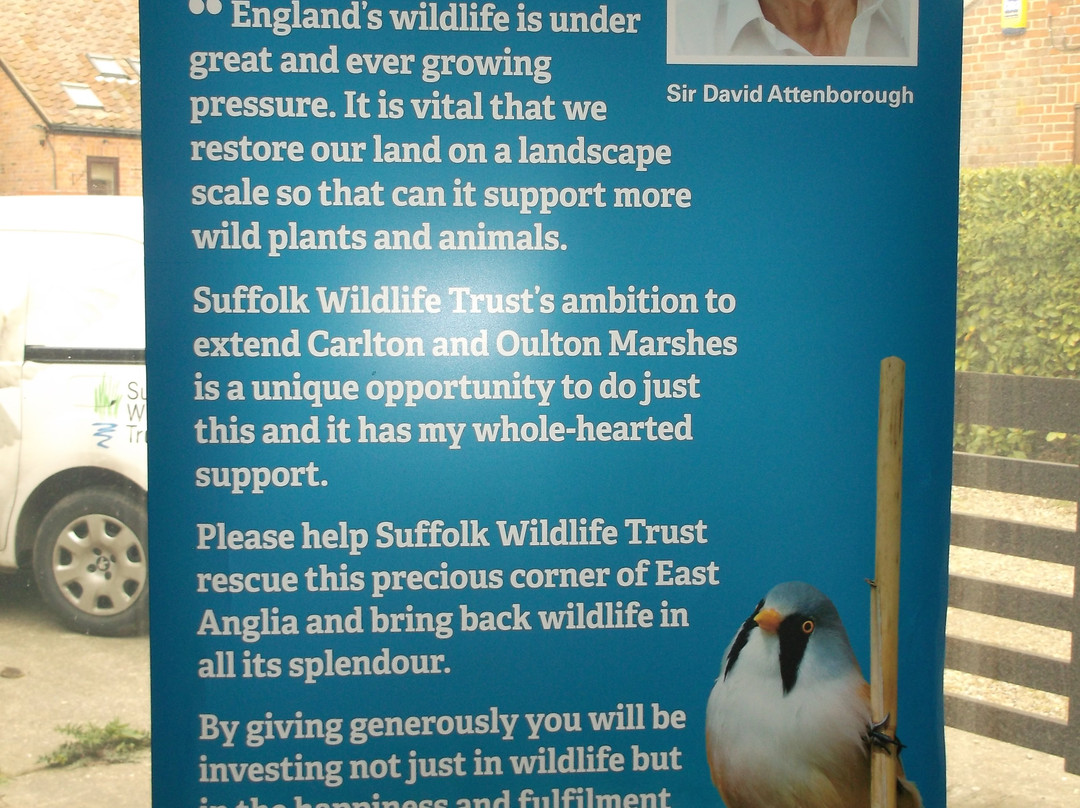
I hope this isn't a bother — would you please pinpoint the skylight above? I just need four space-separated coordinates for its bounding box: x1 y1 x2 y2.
62 82 104 108
87 54 128 78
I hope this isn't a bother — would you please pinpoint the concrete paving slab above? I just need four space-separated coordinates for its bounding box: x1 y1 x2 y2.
0 573 149 808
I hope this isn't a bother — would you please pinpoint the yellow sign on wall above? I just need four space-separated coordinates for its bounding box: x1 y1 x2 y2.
1003 0 1029 34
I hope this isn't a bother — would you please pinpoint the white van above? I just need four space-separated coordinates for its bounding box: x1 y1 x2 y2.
0 196 147 635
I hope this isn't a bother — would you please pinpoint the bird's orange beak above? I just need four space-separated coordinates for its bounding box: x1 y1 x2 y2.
754 607 782 634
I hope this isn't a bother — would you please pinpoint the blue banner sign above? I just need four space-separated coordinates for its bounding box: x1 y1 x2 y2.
141 3 960 808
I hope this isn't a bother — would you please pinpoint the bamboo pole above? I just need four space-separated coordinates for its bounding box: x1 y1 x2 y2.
871 357 905 808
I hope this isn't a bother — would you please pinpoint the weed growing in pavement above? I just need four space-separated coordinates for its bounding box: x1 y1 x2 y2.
39 720 150 767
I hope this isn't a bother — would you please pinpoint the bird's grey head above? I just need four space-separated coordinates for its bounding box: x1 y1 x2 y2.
723 581 858 695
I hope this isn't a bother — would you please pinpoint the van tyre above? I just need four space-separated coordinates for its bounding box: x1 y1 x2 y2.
33 488 148 636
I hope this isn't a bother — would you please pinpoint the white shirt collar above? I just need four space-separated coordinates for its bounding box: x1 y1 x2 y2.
715 0 907 57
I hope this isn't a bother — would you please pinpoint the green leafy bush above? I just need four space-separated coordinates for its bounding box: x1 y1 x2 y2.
957 166 1080 376
956 167 1080 461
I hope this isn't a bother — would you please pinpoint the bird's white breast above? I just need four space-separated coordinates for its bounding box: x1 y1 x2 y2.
705 630 871 808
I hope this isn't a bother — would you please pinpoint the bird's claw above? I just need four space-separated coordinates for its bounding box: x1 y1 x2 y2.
869 715 906 752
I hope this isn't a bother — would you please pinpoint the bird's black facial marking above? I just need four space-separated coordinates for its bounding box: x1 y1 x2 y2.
723 598 764 679
778 612 814 695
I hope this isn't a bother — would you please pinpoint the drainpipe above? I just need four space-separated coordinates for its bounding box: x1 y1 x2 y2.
34 125 58 190
1075 105 1080 165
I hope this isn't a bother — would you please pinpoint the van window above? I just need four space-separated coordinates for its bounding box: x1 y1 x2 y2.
13 232 145 350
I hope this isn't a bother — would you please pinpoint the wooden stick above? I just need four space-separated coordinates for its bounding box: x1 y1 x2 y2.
871 357 905 808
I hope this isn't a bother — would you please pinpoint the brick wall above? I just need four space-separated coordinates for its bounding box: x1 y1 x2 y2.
0 72 142 195
52 131 143 195
0 71 54 192
963 0 1080 166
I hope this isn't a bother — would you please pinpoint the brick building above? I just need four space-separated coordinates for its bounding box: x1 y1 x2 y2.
963 0 1080 166
0 0 141 195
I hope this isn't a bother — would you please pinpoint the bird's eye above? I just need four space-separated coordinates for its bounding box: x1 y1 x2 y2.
801 620 815 634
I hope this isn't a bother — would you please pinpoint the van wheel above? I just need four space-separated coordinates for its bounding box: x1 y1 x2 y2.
33 488 148 636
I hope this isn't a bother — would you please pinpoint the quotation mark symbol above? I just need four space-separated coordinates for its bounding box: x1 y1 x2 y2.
189 0 223 14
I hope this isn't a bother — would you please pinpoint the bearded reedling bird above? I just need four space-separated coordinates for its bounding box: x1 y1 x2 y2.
706 581 922 808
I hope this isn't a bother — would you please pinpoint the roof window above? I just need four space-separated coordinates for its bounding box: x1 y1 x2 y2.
62 82 104 108
87 54 128 79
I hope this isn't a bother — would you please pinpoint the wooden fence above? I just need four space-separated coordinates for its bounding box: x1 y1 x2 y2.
948 371 1080 774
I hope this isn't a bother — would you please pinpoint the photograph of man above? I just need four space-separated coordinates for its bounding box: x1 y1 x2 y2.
669 0 916 64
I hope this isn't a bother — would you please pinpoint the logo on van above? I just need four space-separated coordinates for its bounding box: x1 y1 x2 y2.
93 376 120 418
93 422 118 449
93 375 120 448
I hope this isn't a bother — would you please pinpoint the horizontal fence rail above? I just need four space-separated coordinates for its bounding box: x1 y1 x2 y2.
948 371 1080 775
951 513 1076 565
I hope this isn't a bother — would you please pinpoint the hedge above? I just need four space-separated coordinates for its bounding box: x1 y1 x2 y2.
956 166 1080 460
